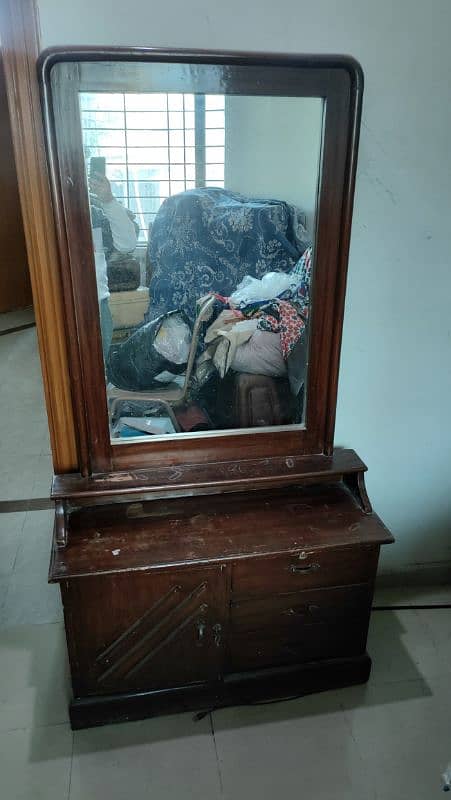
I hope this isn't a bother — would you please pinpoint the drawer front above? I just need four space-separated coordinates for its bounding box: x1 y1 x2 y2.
232 546 378 598
227 619 369 673
230 584 372 634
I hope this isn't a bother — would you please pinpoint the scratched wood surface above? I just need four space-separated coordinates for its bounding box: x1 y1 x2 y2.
50 482 393 581
52 448 367 502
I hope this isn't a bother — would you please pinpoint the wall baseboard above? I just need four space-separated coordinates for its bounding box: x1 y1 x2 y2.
376 563 451 588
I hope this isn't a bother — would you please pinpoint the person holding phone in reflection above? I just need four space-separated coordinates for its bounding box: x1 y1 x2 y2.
89 166 138 365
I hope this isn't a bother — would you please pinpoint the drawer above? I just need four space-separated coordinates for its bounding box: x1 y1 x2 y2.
227 619 368 673
230 584 372 634
232 546 378 598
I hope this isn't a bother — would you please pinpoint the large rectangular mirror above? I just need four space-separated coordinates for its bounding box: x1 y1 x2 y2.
43 52 359 471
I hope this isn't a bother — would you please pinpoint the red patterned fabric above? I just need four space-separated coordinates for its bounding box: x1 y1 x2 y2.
256 299 307 359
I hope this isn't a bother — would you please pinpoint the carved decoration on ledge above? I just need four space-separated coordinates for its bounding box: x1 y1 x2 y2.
55 500 68 548
52 449 368 506
343 470 372 514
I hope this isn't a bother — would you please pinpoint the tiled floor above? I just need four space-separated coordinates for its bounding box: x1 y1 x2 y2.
0 314 59 630
1 315 451 799
2 601 451 799
0 313 52 508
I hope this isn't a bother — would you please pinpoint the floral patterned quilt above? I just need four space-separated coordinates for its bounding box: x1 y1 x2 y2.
146 187 310 322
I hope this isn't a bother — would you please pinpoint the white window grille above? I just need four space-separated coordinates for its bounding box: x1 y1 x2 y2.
80 92 225 243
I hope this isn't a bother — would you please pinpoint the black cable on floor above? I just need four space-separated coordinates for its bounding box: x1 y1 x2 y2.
373 604 451 610
0 322 36 336
0 498 52 513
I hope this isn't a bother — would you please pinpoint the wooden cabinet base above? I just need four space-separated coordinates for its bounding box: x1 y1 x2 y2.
69 653 372 730
51 474 393 730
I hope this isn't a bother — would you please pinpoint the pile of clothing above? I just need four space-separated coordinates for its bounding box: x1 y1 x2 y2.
197 247 312 396
108 245 312 401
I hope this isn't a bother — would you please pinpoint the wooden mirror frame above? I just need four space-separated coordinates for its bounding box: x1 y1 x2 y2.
39 48 363 490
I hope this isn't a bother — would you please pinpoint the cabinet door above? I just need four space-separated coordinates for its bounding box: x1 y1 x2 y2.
63 566 227 696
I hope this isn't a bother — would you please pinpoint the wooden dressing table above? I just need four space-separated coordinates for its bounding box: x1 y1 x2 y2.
36 47 393 728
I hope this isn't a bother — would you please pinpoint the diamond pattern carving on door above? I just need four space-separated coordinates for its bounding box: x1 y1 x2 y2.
65 567 226 696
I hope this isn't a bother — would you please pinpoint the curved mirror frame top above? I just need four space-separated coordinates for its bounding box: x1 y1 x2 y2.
40 48 363 479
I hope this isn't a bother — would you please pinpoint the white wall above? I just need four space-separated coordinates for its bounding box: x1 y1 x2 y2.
224 96 323 231
37 0 451 581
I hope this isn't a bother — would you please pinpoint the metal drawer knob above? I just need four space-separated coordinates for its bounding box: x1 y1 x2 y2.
213 623 222 648
288 563 320 574
197 619 207 644
284 603 321 617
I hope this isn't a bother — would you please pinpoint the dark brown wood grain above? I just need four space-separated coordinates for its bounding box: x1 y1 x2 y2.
60 566 228 696
49 482 392 582
48 62 111 473
54 477 384 726
52 448 367 504
51 474 391 730
0 55 31 312
226 619 369 672
68 653 372 729
229 584 373 631
231 547 379 598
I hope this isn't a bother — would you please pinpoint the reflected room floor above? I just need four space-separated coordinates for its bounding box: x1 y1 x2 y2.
1 311 451 798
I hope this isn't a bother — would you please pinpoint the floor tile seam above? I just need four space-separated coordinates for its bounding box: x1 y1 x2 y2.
0 575 10 616
209 711 224 797
11 513 30 572
0 721 70 735
338 676 434 780
0 617 64 632
368 672 451 689
0 620 63 632
337 707 378 800
409 606 447 650
67 726 75 800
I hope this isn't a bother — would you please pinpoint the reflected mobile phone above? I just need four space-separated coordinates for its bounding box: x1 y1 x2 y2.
89 156 106 177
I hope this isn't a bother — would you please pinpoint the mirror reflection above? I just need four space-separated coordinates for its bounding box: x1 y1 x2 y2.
80 89 323 440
